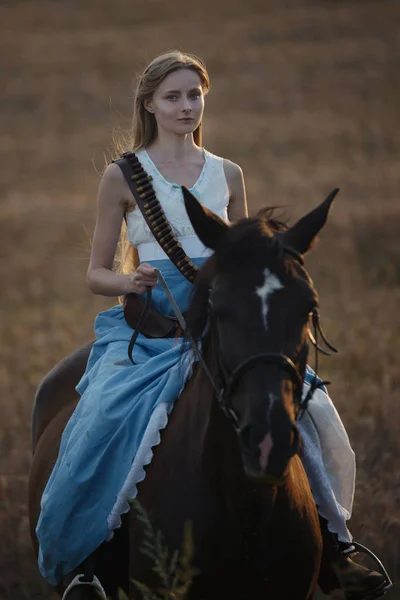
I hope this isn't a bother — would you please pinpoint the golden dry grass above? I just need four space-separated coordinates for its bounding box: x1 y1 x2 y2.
0 0 399 597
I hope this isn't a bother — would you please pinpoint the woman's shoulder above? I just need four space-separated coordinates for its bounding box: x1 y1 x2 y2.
204 151 246 218
102 161 126 182
204 149 243 180
99 161 135 207
222 158 244 183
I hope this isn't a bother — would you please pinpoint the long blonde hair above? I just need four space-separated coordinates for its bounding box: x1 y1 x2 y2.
115 51 211 281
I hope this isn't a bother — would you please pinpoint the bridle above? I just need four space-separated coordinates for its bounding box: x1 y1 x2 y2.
187 246 338 436
180 247 338 489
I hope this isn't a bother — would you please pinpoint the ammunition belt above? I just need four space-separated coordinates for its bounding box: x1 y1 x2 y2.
114 151 199 283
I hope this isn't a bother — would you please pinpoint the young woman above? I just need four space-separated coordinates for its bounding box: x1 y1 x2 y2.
35 50 386 598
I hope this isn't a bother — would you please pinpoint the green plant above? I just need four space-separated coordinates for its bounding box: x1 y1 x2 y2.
123 499 198 600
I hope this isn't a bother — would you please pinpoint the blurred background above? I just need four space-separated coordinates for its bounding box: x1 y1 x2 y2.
0 0 399 598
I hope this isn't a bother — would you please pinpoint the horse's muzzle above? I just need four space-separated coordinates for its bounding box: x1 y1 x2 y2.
239 423 300 483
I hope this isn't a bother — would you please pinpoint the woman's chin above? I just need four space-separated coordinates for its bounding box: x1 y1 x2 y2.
171 121 199 134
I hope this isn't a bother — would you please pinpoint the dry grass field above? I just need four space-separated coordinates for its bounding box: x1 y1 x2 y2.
0 0 399 598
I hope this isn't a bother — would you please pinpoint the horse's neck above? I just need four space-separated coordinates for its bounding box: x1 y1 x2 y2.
171 336 243 484
143 336 281 553
178 335 223 454
180 339 282 504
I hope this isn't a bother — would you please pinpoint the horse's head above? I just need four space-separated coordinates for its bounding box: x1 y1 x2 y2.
183 187 337 482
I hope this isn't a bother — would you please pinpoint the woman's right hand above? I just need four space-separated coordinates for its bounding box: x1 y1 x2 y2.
125 263 159 295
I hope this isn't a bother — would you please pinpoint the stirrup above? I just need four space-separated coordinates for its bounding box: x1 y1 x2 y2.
61 573 107 600
345 541 393 600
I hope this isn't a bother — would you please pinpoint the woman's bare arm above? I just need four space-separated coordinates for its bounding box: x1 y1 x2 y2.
86 163 158 297
223 159 248 222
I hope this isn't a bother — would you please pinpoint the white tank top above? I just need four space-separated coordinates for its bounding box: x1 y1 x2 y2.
125 148 230 262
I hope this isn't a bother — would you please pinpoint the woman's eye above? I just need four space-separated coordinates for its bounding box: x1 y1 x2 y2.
166 95 178 101
190 92 201 100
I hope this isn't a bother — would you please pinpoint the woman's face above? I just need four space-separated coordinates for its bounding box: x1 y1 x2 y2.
145 68 205 137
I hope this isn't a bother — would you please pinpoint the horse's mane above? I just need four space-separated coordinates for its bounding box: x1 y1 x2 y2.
255 206 289 234
186 208 289 341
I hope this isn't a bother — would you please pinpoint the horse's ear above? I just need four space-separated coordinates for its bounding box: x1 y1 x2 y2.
182 186 228 250
279 188 339 254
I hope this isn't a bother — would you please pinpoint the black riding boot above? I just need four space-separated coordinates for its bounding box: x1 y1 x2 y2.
318 517 389 600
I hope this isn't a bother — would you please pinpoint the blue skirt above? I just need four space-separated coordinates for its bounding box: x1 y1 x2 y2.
36 258 205 586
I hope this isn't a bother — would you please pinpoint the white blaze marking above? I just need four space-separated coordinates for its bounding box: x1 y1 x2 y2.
255 269 283 329
258 393 277 469
259 433 273 470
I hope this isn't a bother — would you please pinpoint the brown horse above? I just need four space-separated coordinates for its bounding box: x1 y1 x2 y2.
29 189 338 599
